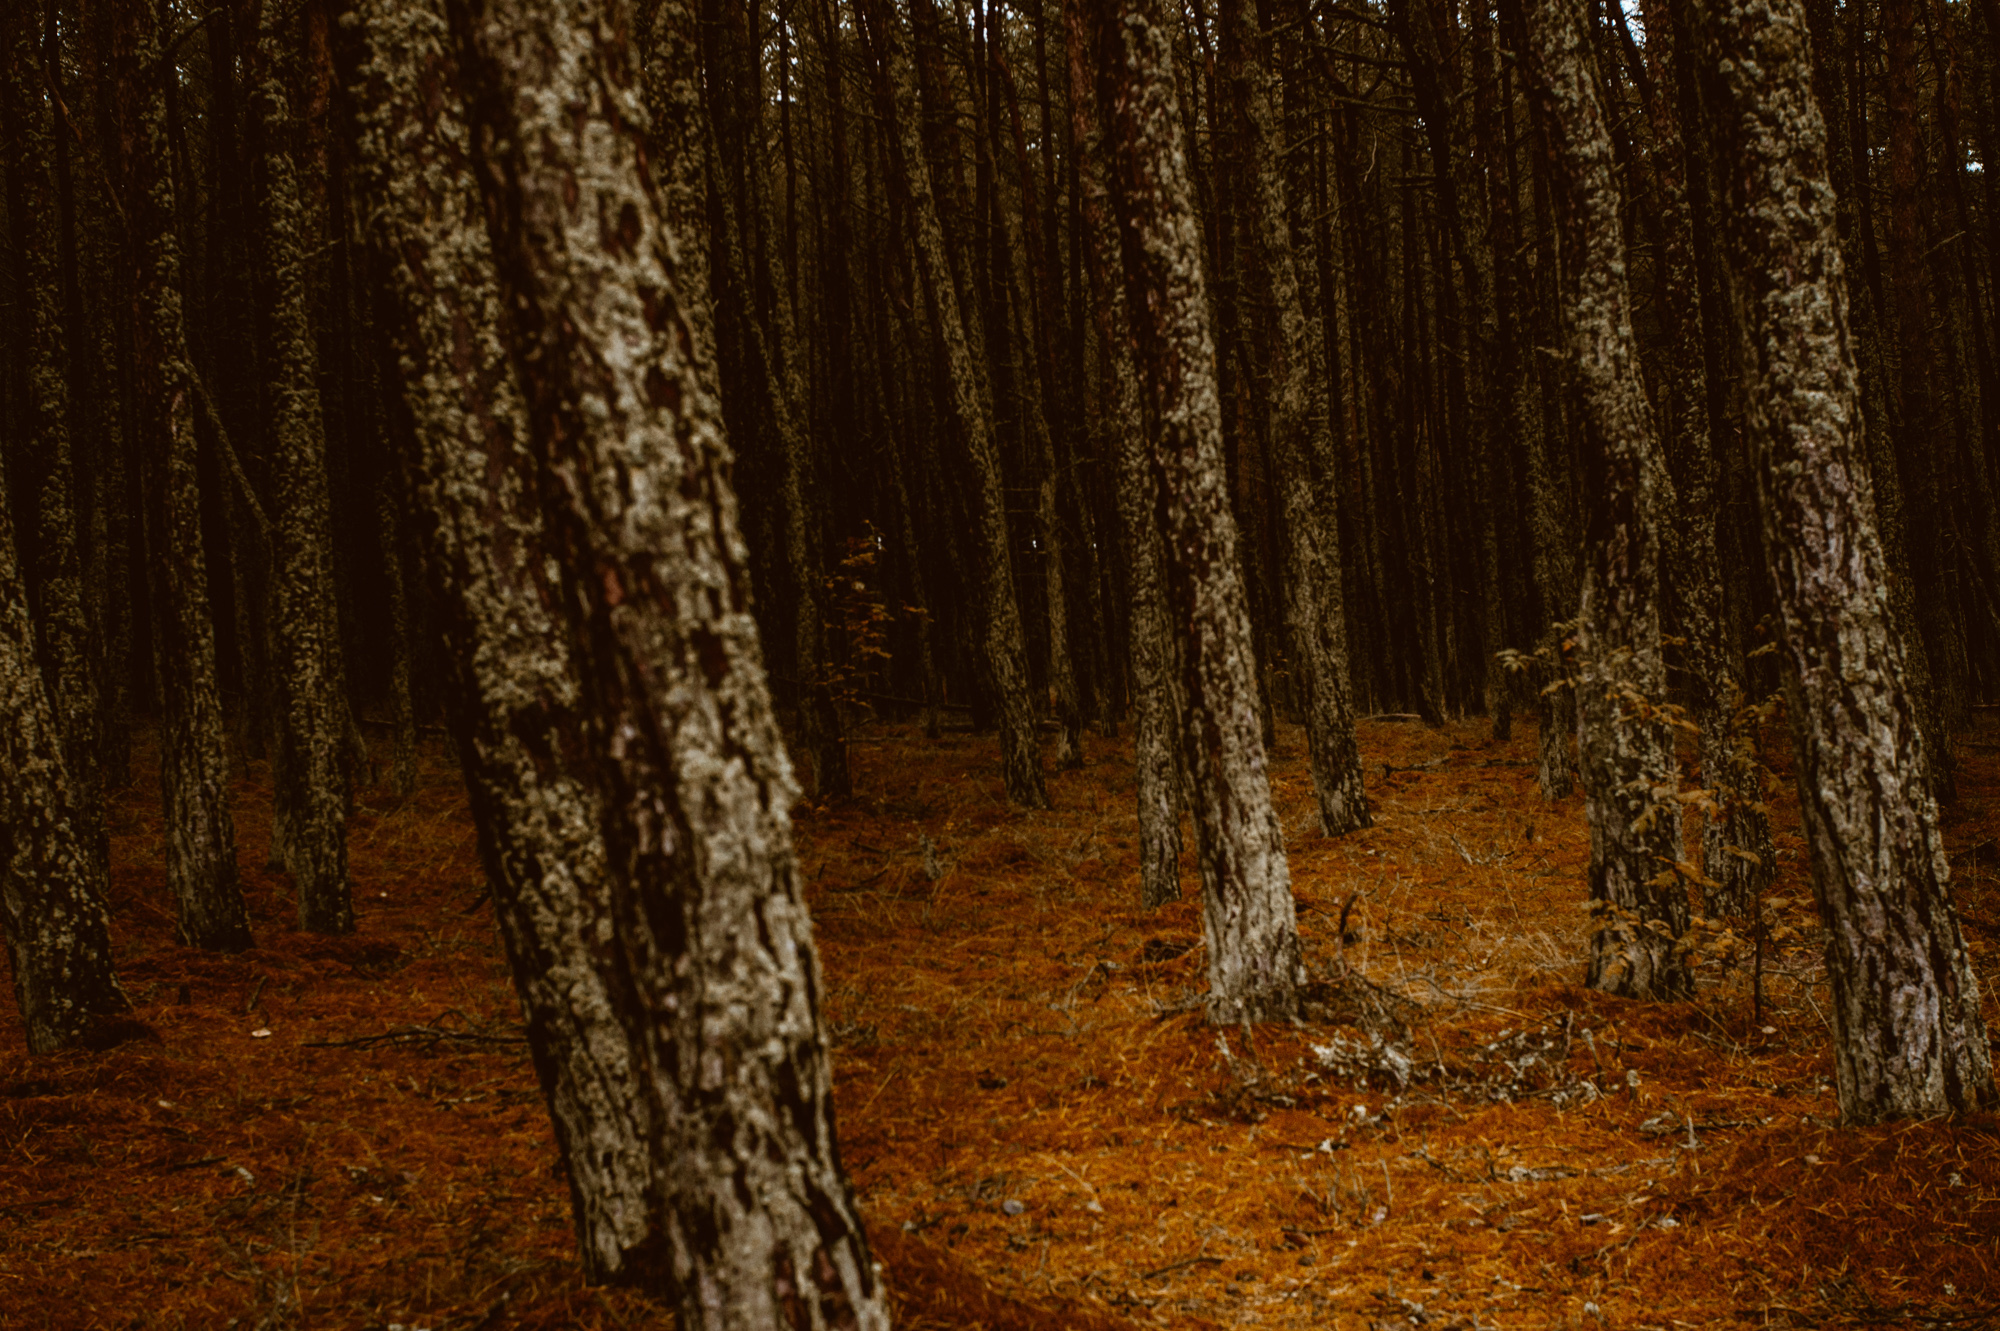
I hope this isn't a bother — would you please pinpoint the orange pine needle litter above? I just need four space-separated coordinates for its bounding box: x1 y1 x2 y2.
2 714 1996 1329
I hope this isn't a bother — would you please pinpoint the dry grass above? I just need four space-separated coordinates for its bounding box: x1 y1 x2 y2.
3 710 1998 1330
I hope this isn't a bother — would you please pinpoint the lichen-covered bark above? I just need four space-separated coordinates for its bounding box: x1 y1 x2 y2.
0 408 132 1054
1524 0 1687 999
1691 0 1996 1122
347 0 887 1320
1639 0 1773 918
105 0 253 953
863 0 1049 811
2 6 106 887
1220 0 1368 838
252 52 354 934
1066 4 1182 908
1080 0 1304 1019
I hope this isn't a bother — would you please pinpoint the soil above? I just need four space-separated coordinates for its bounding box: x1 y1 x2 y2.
3 712 1997 1330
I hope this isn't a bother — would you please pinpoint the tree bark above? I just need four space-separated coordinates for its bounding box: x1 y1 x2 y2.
1220 0 1369 837
345 0 888 1318
862 0 1049 810
1078 0 1304 1020
1692 0 1997 1123
101 0 254 953
1641 0 1775 919
1067 0 1184 908
1524 0 1688 999
0 448 134 1054
252 42 355 933
1 1 105 883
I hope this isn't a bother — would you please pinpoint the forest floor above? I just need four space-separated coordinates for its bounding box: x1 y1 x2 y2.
3 710 1999 1330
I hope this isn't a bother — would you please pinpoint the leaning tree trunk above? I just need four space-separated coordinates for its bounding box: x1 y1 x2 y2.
103 0 254 953
864 0 1049 810
1078 0 1304 1021
252 48 354 934
1692 0 1997 1123
345 0 889 1321
1067 0 1183 908
1 3 105 883
1524 0 1688 999
1220 0 1368 837
0 414 133 1054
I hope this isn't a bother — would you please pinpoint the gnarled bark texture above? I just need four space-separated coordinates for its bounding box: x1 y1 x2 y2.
1692 0 1996 1123
1524 0 1687 998
346 0 888 1320
1078 0 1304 1020
252 49 354 934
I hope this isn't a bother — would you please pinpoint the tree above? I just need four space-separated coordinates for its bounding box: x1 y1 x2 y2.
1067 5 1183 908
1 0 104 884
860 0 1050 810
1220 0 1369 837
251 33 354 934
98 0 254 953
1523 0 1687 998
1076 0 1306 1021
344 0 889 1318
1692 0 1997 1122
0 404 133 1054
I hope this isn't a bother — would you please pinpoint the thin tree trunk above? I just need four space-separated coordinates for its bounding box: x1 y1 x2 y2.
1524 0 1688 999
1220 0 1368 836
1641 0 1774 919
1692 0 1997 1123
1078 0 1304 1020
2 3 105 881
706 0 852 803
0 448 134 1054
1067 0 1184 907
253 45 354 934
103 0 254 953
862 0 1049 809
346 0 888 1317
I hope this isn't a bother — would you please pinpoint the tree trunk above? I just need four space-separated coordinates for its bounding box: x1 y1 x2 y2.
102 0 254 953
1078 0 1304 1020
1692 0 1997 1123
345 0 889 1318
252 44 354 934
1067 0 1184 908
862 0 1049 810
1524 0 1688 999
1220 0 1369 837
0 451 134 1054
1 1 105 882
1641 0 1775 919
705 0 852 804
